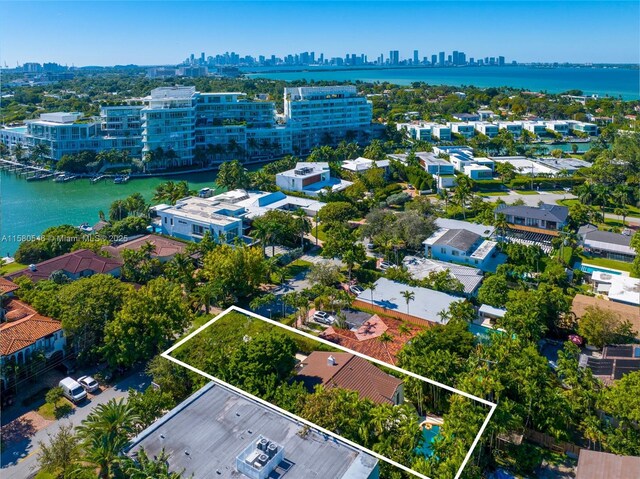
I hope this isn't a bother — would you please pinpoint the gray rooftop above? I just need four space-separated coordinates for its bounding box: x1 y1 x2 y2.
435 229 481 252
356 277 463 324
435 218 495 237
496 203 569 224
126 382 378 479
402 256 484 295
578 225 635 254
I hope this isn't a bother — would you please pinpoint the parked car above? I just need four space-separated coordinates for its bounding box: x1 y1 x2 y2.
379 261 394 271
349 285 365 295
59 377 87 403
313 311 335 325
366 243 375 250
77 375 100 393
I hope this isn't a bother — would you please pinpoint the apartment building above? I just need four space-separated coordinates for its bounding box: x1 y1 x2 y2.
11 85 372 168
283 86 373 153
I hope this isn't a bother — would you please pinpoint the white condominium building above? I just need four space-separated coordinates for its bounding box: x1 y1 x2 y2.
284 86 373 152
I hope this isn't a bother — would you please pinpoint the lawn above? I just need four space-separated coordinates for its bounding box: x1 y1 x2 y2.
313 223 328 242
479 191 509 197
514 190 540 195
37 398 73 420
0 261 27 274
577 253 637 277
281 259 312 280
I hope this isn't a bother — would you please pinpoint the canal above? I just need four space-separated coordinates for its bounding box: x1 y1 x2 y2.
0 170 220 255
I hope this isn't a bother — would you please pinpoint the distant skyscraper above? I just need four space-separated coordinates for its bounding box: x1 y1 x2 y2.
389 50 399 65
200 52 205 64
498 56 505 66
452 51 459 65
459 52 466 65
431 54 437 65
439 51 445 66
447 54 452 64
413 50 419 64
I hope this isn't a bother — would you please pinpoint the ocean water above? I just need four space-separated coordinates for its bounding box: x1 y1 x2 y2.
0 170 220 255
248 66 639 100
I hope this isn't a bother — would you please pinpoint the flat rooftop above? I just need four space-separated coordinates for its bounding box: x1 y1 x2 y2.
126 382 378 479
163 197 243 226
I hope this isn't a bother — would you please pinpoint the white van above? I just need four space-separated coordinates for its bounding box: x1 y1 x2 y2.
59 377 87 403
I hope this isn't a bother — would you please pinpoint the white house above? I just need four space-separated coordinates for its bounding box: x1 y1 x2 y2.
464 164 493 180
276 162 352 197
341 157 390 174
497 121 523 137
449 122 476 138
423 227 502 272
472 122 499 138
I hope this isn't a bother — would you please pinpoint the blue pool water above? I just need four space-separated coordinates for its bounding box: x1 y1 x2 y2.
417 425 441 457
580 264 623 275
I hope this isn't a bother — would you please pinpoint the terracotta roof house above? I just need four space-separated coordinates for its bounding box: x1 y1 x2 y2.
6 249 122 283
296 351 404 405
1 298 66 392
101 234 188 263
571 294 640 339
576 450 640 479
319 315 422 365
0 278 19 296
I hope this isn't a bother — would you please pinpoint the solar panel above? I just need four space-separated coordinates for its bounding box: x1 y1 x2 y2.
605 346 633 358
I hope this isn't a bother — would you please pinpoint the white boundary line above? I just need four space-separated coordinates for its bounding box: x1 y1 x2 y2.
162 305 498 479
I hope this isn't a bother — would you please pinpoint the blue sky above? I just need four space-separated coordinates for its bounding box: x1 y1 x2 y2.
1 1 638 66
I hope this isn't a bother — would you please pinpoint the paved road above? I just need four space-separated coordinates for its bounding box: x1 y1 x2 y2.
0 371 150 479
482 190 577 207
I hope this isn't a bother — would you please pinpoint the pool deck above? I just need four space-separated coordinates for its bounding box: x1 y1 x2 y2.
580 262 630 277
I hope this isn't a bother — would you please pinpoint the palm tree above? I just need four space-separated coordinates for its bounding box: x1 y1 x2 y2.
494 212 509 242
121 448 184 478
614 207 629 226
369 281 377 307
401 290 415 316
30 143 51 165
454 176 473 219
293 208 311 249
77 398 139 478
12 143 25 162
575 182 596 206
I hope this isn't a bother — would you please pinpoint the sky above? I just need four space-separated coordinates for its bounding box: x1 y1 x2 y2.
0 1 638 67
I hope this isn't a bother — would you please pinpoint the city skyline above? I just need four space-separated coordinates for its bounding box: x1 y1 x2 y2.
1 1 638 67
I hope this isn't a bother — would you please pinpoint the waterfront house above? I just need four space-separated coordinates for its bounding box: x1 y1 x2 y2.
275 162 352 197
296 351 404 405
495 203 569 234
155 189 325 242
1 298 66 393
578 224 637 263
101 234 189 263
125 382 380 479
6 249 122 283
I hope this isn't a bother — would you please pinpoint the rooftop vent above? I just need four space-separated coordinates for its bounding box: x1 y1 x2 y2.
29 264 37 271
327 355 336 366
236 435 284 479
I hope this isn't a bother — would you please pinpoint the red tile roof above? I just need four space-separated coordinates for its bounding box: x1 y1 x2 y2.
296 351 403 405
6 249 122 283
101 234 187 260
319 316 424 365
1 299 62 356
0 278 19 295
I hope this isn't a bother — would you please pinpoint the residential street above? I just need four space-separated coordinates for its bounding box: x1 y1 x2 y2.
0 370 150 479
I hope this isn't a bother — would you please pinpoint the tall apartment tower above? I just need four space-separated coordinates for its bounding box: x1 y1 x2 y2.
389 50 400 65
452 51 459 65
413 50 419 64
439 51 445 66
431 54 437 65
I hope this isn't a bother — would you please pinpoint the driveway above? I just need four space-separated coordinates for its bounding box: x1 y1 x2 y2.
0 370 150 479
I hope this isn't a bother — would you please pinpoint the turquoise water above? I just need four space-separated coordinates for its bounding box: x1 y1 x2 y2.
580 264 623 275
417 425 441 458
536 142 593 153
249 66 640 100
0 170 220 254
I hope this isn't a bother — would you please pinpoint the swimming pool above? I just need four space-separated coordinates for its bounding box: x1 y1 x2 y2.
580 264 623 276
416 425 441 458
